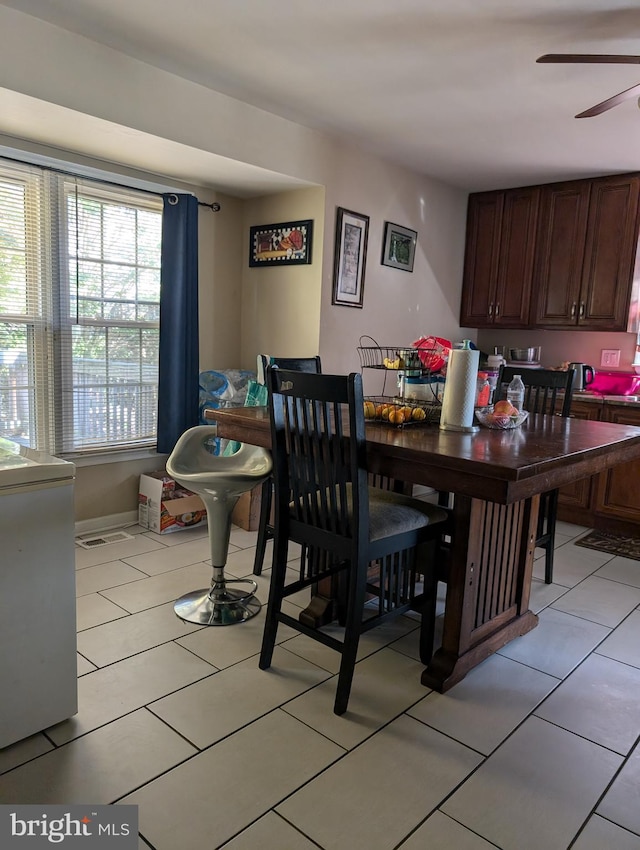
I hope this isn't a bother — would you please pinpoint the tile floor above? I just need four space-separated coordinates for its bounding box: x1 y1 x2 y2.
2 520 640 849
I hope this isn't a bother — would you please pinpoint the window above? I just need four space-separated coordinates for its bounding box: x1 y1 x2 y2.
0 159 162 454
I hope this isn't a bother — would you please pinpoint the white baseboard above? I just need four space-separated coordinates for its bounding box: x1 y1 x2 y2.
75 510 139 537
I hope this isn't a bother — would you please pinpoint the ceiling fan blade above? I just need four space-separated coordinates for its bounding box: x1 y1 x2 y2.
537 54 640 64
576 81 640 117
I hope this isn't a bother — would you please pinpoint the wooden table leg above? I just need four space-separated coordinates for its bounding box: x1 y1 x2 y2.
422 493 540 692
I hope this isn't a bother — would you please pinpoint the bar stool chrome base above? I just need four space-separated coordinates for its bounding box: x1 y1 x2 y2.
174 577 261 625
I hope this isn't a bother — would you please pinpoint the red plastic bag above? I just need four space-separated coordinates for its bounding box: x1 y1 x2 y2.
412 336 451 372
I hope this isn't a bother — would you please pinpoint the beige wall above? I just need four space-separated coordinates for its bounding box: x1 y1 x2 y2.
241 188 325 368
74 455 166 526
198 191 244 371
318 149 470 397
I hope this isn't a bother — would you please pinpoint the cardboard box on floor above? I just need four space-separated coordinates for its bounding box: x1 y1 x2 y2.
138 471 262 534
138 471 207 535
231 484 262 532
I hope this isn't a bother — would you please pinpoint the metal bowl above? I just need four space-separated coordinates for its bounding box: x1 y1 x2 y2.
509 347 541 363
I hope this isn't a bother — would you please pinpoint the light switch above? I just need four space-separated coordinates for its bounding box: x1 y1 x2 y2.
601 349 621 367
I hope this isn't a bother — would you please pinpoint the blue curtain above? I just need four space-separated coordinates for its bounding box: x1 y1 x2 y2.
157 193 200 454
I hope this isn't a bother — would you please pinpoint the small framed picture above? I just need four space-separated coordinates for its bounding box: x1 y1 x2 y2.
381 221 417 272
332 207 369 308
249 219 313 266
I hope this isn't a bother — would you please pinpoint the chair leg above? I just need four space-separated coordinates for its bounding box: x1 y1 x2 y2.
417 545 439 665
253 477 273 576
333 558 369 715
544 489 559 584
259 529 289 670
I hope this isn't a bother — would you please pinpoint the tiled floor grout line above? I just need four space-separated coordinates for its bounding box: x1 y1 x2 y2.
566 731 640 849
386 713 500 850
221 810 323 850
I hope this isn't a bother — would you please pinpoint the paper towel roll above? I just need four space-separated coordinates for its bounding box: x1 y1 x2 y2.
439 346 480 432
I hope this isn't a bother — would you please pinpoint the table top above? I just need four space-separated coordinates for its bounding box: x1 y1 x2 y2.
205 406 640 503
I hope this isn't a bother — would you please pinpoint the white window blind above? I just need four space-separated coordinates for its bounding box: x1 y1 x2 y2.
0 159 162 454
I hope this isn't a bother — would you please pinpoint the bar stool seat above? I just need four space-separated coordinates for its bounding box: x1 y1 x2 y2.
167 425 272 625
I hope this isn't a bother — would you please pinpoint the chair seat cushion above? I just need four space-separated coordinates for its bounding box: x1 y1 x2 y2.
368 487 449 540
290 484 448 542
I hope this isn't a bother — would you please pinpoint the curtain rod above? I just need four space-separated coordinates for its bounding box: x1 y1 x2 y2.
166 193 221 211
2 153 221 210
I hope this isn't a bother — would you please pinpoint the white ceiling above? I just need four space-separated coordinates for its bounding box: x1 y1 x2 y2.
4 0 640 193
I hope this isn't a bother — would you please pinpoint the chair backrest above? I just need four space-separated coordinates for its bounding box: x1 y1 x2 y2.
496 366 575 417
257 355 322 384
266 367 368 549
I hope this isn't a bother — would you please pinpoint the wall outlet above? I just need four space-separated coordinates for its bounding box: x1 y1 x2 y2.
601 349 621 368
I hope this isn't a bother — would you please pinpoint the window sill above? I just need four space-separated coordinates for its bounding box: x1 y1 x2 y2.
64 447 167 468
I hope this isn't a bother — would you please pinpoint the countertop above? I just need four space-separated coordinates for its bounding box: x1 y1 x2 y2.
573 392 640 407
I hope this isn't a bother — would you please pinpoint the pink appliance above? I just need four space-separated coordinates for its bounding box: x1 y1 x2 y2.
586 371 640 396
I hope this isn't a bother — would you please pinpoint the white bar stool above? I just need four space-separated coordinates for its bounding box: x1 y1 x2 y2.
167 426 272 625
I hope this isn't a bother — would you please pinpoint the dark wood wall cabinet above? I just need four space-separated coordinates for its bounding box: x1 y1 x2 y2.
460 173 640 331
558 400 640 532
460 188 539 328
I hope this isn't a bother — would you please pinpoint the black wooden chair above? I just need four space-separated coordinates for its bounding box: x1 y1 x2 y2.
496 366 575 584
259 368 449 715
252 355 322 576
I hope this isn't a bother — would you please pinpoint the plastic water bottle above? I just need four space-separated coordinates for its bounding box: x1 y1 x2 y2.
507 374 525 411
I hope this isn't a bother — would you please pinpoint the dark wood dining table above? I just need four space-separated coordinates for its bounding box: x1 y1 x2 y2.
206 405 640 692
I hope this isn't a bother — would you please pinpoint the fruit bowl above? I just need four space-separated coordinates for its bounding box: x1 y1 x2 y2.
363 396 442 426
476 409 529 430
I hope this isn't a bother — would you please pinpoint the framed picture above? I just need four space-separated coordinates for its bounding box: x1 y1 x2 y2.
332 207 369 308
381 221 417 272
249 219 313 267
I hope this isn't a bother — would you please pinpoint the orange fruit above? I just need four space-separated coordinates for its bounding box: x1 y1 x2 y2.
363 400 376 419
494 400 517 416
388 407 405 425
382 405 393 421
401 406 414 419
375 404 386 419
411 407 427 421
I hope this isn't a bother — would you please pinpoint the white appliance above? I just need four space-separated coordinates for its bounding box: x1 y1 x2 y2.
0 437 78 748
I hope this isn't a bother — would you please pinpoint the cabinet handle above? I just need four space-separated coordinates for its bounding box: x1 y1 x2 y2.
579 302 585 318
488 303 493 316
495 303 500 316
571 303 577 317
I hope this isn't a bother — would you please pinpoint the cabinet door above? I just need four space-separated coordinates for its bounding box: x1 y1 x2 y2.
460 192 503 327
595 405 640 521
533 181 590 327
558 400 601 510
494 187 540 327
580 174 640 330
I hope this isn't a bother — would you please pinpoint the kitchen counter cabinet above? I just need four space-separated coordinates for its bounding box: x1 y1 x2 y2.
595 404 640 526
533 174 640 330
558 397 640 530
558 399 602 517
460 187 539 328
